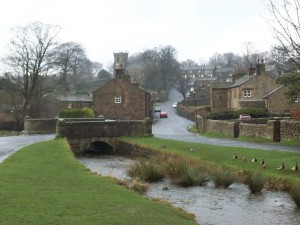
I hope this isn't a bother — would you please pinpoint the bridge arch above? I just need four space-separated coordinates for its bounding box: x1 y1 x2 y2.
57 118 152 156
84 140 114 155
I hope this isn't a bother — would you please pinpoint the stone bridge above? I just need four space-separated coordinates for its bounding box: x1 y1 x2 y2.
56 118 152 156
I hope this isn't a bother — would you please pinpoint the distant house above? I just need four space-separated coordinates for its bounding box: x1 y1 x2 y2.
210 82 233 112
92 53 152 120
210 60 289 113
263 85 300 115
214 67 235 82
36 93 93 118
226 60 280 111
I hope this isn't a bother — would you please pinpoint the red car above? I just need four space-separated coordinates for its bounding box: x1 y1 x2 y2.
239 114 251 120
160 112 168 118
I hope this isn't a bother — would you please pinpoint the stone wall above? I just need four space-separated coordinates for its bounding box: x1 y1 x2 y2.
24 118 57 134
206 119 238 137
56 118 152 139
239 123 267 138
0 121 18 130
280 120 300 141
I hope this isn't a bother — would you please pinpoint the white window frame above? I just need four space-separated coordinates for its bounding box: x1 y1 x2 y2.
115 95 121 103
292 96 299 102
243 90 251 97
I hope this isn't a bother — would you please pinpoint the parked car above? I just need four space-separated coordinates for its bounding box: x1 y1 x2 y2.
154 106 161 112
172 102 177 108
160 111 168 118
239 114 251 120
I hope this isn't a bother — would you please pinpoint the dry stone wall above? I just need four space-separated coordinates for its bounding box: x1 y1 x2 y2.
280 120 300 141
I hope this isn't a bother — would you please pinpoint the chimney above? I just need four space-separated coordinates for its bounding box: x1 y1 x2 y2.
256 59 265 75
249 63 256 76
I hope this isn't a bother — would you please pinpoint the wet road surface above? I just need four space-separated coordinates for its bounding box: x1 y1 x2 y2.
0 134 55 162
153 88 300 153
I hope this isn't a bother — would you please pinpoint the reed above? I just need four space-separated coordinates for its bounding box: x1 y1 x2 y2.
213 170 236 188
126 158 164 182
246 172 265 193
289 182 300 207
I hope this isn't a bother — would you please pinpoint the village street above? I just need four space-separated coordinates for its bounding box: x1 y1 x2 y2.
153 88 300 153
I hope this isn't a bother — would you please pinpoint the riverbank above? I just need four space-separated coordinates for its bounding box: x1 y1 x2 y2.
120 136 300 191
0 138 198 225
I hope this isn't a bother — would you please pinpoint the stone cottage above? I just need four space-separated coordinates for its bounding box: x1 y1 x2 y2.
92 53 152 120
211 60 282 112
263 85 300 115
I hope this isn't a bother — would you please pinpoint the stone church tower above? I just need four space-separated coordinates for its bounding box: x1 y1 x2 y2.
113 52 128 78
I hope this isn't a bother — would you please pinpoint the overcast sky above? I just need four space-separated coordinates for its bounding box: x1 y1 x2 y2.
0 0 276 69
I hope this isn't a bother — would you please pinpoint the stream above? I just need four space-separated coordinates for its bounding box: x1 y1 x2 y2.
78 155 300 225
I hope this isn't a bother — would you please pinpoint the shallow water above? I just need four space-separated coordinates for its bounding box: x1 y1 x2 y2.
78 155 300 225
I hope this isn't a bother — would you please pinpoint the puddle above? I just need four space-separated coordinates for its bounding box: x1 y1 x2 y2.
78 155 300 225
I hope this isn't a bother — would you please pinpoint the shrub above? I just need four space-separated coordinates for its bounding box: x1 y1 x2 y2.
81 107 96 118
206 108 269 120
58 107 95 118
245 172 265 194
213 170 236 188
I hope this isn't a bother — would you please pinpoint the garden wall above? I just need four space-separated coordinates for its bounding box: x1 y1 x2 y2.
178 106 297 142
280 120 300 141
206 119 238 138
239 123 267 138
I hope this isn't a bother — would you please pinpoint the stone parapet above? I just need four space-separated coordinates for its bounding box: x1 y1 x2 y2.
24 118 57 134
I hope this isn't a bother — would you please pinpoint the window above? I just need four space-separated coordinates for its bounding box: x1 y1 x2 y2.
292 96 299 102
115 95 121 103
243 90 251 97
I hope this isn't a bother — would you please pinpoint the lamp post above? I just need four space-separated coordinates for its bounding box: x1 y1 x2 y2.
193 91 198 129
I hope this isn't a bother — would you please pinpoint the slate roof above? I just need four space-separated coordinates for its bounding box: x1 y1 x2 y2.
263 85 285 99
56 94 92 102
211 82 234 89
230 75 252 88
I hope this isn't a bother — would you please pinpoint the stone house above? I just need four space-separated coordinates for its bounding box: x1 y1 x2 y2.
35 93 93 118
211 60 283 112
92 54 152 120
184 87 210 108
263 85 300 115
210 82 233 112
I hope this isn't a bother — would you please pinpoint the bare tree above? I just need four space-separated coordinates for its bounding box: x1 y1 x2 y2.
266 0 300 97
176 75 190 99
140 45 180 92
1 22 60 128
181 59 197 67
52 42 92 86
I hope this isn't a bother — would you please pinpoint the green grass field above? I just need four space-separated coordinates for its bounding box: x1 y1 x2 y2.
121 136 300 188
0 138 197 225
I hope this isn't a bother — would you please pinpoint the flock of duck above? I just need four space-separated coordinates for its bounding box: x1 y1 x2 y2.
232 154 298 172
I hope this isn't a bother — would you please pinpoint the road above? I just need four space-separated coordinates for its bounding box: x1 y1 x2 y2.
0 134 55 163
153 88 300 153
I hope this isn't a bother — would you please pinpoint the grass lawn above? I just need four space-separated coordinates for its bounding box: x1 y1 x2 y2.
121 136 300 188
0 138 197 225
201 131 300 146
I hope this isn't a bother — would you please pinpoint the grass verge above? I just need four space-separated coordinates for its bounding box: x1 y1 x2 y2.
121 136 300 191
201 130 300 146
0 138 197 225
